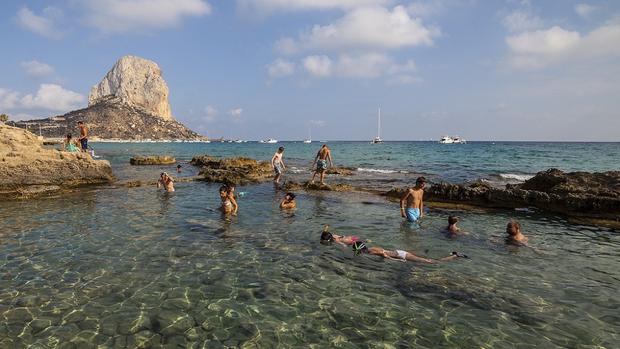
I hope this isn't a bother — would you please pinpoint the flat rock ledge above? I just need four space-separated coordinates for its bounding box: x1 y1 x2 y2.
190 155 272 185
0 125 114 199
385 169 620 228
130 155 176 165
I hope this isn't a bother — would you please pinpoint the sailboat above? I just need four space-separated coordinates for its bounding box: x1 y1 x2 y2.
303 128 312 143
371 107 383 144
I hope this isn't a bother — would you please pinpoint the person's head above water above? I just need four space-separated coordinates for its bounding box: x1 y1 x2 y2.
177 164 182 169
506 220 521 236
352 241 368 255
448 216 459 226
415 176 427 188
320 225 334 244
277 146 284 153
284 192 295 201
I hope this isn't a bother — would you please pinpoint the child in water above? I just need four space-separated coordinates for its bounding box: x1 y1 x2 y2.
219 183 238 215
352 241 467 263
444 216 469 236
157 172 175 192
280 192 297 209
505 220 528 245
319 225 364 246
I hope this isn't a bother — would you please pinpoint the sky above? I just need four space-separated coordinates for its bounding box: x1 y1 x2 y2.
0 0 619 141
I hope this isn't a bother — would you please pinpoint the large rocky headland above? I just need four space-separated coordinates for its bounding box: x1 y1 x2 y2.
8 55 202 140
0 125 114 198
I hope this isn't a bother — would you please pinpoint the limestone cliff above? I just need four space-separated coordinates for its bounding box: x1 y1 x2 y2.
89 55 173 119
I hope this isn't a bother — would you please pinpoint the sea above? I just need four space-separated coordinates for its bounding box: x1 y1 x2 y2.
0 141 619 348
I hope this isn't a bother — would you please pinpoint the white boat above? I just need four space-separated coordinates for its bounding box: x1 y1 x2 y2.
303 128 312 143
439 135 467 144
264 138 278 144
234 139 244 143
371 107 383 144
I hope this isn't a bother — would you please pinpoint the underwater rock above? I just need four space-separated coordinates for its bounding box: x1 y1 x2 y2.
129 155 176 165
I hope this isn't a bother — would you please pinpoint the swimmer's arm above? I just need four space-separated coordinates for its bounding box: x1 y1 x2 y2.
327 151 333 166
271 154 277 168
230 195 238 214
419 196 424 217
400 190 412 217
156 180 161 189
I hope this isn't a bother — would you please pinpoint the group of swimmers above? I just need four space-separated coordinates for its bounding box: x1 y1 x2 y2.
155 144 531 261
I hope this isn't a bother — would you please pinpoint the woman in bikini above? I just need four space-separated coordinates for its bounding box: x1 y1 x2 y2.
220 184 238 215
351 241 467 263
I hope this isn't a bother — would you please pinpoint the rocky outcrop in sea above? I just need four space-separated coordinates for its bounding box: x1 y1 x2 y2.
0 125 114 199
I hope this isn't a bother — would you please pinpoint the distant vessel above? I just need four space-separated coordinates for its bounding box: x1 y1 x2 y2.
303 128 312 143
439 135 466 144
261 138 278 144
371 107 383 144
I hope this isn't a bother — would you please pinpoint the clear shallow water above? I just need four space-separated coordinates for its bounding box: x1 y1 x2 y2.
1 142 619 347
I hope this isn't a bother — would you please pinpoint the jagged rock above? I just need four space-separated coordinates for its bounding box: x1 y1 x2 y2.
89 55 172 120
280 180 353 192
190 156 272 185
129 155 176 165
0 125 114 199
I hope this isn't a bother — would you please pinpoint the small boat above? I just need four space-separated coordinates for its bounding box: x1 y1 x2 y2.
234 139 244 143
264 138 278 144
303 128 312 143
371 107 383 144
439 135 467 144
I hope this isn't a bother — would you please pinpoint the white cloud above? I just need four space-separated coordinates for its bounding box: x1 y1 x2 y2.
0 88 21 109
303 55 333 77
82 0 211 34
408 0 445 18
277 5 437 53
575 4 597 18
237 0 387 14
20 84 85 111
204 105 218 122
228 108 243 117
386 74 422 85
506 24 620 69
501 9 544 32
267 59 295 78
16 7 64 39
20 60 55 78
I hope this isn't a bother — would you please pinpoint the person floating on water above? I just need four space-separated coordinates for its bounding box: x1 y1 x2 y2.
220 183 238 215
400 176 426 222
319 225 365 246
311 144 333 185
444 216 469 236
280 192 296 209
271 146 286 184
176 164 182 173
63 134 80 152
77 121 89 152
157 172 175 192
505 220 528 245
352 241 467 263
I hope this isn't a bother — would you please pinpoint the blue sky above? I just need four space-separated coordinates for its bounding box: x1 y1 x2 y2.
0 0 619 141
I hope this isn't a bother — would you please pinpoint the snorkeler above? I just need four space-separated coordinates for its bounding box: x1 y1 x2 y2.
443 216 469 236
351 241 467 263
220 183 238 215
157 172 175 192
319 225 364 246
280 192 296 209
505 220 528 245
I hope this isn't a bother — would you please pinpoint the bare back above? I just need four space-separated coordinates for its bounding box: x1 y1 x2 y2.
317 147 330 160
404 188 424 209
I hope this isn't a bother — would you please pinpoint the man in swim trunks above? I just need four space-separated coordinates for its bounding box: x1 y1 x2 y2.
400 176 426 222
311 144 333 184
271 146 286 184
77 121 89 152
157 172 175 192
352 241 467 263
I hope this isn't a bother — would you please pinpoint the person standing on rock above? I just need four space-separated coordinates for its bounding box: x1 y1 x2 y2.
271 146 286 184
400 176 426 222
77 121 89 152
310 144 333 185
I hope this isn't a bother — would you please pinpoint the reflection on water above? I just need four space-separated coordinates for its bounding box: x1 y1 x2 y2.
0 182 619 348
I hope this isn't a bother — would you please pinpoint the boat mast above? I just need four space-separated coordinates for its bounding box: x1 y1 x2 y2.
377 107 381 139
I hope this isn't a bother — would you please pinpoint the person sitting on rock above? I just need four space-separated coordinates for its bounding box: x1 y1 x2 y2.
279 192 296 209
63 134 80 153
352 241 467 263
157 172 175 192
319 225 364 246
505 220 528 245
443 216 469 237
220 183 238 215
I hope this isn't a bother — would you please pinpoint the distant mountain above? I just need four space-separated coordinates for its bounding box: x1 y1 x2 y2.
9 55 203 140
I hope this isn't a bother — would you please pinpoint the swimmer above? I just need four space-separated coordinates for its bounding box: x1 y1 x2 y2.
319 225 364 246
176 164 182 173
220 183 238 215
444 216 469 236
157 172 175 192
400 176 426 222
279 192 296 209
352 241 467 264
505 220 528 245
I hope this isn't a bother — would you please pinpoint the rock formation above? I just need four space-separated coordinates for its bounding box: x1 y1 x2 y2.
130 155 177 165
190 156 272 185
0 125 114 199
89 55 172 120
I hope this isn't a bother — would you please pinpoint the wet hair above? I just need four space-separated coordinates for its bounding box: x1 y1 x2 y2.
352 241 368 255
448 216 459 225
285 192 296 200
416 176 427 185
507 220 521 233
320 231 334 244
177 164 182 169
278 146 284 152
77 121 83 125
66 133 72 140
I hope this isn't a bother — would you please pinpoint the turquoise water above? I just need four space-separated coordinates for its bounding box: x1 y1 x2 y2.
1 142 619 347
